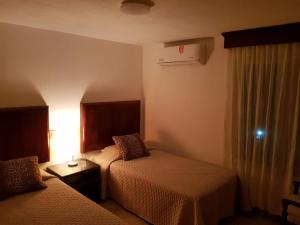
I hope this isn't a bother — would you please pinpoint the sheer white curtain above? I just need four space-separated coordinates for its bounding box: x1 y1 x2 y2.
225 43 300 214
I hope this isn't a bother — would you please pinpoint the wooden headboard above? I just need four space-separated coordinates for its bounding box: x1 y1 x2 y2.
0 106 49 163
80 100 140 153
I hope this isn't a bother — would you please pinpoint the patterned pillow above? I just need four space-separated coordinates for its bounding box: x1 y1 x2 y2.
0 156 47 200
112 133 149 161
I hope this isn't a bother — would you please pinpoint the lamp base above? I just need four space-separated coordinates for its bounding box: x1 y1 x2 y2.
67 161 78 167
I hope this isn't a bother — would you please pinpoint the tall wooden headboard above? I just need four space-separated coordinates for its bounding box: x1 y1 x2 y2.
0 106 49 163
81 100 140 153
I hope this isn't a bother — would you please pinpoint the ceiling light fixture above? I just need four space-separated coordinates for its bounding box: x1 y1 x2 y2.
120 0 155 15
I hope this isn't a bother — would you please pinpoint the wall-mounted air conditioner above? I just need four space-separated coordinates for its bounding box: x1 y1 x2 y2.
157 43 206 66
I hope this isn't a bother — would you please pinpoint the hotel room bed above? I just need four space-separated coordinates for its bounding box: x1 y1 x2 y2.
0 174 126 225
0 106 127 225
85 147 236 225
81 100 237 225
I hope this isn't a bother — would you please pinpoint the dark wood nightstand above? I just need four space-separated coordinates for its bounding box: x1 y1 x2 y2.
46 159 101 202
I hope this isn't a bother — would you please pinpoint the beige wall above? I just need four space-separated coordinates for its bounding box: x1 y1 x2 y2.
0 22 143 162
0 22 227 165
143 37 228 165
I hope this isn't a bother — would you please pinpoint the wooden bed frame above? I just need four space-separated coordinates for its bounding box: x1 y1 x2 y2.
0 106 49 163
80 100 140 153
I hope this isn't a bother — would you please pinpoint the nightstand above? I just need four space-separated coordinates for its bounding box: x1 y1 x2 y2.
46 158 101 202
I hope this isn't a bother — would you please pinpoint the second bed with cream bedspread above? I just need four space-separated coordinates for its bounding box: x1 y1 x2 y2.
86 147 237 225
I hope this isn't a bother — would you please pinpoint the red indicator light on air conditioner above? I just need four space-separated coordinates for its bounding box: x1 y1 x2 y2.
179 46 184 54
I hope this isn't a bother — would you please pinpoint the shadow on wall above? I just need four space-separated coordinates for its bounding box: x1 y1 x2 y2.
201 37 215 64
145 130 188 157
81 85 140 103
0 80 46 107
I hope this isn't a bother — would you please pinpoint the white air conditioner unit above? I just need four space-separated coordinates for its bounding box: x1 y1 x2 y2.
157 43 206 66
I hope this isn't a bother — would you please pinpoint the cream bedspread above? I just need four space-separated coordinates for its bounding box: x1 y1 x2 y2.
83 146 122 199
89 147 237 225
0 176 127 225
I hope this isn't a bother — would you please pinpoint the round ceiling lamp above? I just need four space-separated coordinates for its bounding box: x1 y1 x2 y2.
120 0 155 15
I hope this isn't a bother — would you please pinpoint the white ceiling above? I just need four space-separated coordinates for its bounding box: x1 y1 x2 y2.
0 0 299 45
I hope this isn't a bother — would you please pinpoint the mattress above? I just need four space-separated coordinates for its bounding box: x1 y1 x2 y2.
89 147 236 225
0 176 127 225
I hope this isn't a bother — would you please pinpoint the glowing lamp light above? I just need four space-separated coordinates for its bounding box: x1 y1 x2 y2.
255 128 266 140
49 108 80 163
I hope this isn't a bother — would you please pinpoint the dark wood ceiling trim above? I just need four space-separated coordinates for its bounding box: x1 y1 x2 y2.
221 22 300 48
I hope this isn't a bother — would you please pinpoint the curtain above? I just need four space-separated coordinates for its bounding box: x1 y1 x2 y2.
225 43 300 214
